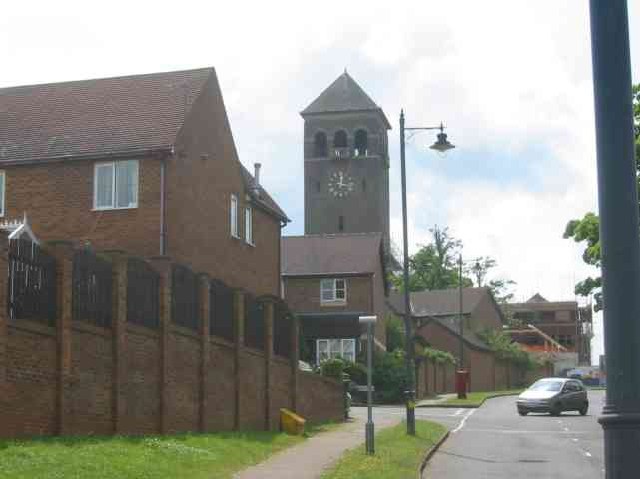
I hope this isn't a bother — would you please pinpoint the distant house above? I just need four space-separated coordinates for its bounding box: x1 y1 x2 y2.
388 287 506 392
502 294 592 365
0 67 288 295
281 232 388 365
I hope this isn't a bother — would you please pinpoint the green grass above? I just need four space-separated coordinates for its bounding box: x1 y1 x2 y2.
0 425 335 479
441 389 523 407
322 420 446 479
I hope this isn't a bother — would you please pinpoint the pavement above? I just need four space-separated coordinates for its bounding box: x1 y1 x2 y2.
422 390 605 478
233 411 400 479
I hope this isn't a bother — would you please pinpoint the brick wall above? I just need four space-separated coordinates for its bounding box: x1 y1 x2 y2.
0 238 343 439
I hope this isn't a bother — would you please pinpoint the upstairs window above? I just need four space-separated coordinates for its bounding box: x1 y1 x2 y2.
94 160 138 210
230 194 239 238
333 130 347 148
354 129 368 156
321 278 347 304
245 206 254 245
313 132 328 157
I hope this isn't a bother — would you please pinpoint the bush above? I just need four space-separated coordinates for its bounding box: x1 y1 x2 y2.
319 358 346 380
344 361 367 384
422 347 456 364
373 350 409 404
385 315 405 352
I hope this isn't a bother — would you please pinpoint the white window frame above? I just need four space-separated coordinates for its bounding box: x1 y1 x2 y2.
316 338 356 364
320 278 347 304
230 194 239 238
0 171 5 217
93 160 139 210
245 206 254 245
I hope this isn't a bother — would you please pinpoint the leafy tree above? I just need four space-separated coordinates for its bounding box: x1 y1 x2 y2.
468 256 516 303
563 84 640 311
385 314 405 352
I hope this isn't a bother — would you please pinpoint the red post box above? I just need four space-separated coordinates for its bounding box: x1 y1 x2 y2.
456 369 469 399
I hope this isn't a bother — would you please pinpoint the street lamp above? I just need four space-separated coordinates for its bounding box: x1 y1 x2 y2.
399 110 455 435
359 315 377 455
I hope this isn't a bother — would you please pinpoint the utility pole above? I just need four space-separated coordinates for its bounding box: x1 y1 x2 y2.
589 1 640 477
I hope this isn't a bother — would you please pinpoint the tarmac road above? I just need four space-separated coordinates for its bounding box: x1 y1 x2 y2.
422 390 605 478
352 390 605 479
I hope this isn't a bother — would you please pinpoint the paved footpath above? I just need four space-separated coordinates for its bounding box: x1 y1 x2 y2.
234 411 400 479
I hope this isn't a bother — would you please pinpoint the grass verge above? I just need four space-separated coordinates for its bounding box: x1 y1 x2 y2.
322 420 447 479
0 424 335 479
440 389 522 407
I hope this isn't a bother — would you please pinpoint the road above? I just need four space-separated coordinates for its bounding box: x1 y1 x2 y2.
352 390 605 478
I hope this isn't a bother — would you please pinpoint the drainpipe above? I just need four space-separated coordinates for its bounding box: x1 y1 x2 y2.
159 150 171 256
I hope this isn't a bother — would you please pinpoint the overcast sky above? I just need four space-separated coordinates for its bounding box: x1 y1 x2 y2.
3 1 640 364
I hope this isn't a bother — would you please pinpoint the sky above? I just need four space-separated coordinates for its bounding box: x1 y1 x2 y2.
2 0 640 364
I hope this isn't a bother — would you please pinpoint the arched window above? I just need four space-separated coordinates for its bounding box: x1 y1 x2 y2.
333 130 347 148
354 129 368 156
313 132 328 157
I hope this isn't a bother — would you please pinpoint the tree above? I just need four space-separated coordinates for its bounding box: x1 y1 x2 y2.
563 84 640 311
468 256 516 303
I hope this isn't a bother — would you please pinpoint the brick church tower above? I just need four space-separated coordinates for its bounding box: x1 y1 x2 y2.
300 72 392 251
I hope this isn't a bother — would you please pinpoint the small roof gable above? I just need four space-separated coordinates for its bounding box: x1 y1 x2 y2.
527 293 548 303
0 67 213 163
301 72 391 128
282 233 383 276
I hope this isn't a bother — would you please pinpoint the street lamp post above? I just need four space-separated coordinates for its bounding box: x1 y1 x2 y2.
399 110 454 435
359 315 377 455
589 1 640 477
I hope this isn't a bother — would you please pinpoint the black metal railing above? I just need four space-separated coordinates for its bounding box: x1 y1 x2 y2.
244 293 264 350
274 300 293 358
127 258 160 329
171 263 200 331
72 249 113 327
210 279 234 341
7 239 57 325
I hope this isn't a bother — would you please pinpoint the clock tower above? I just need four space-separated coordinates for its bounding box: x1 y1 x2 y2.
301 72 391 249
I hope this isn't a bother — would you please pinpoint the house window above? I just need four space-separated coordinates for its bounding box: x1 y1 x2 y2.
245 206 253 245
93 160 139 210
230 194 239 238
320 278 347 304
316 338 355 364
0 171 5 217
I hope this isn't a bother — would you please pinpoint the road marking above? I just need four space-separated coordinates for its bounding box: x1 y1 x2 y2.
454 409 465 416
585 451 592 458
461 428 588 435
572 438 579 442
452 409 475 433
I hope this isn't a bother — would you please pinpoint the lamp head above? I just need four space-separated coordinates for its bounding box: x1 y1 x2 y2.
429 123 455 153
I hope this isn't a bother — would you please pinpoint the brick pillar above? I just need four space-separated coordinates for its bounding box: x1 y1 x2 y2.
290 314 299 412
263 300 274 431
233 289 245 430
149 257 172 434
0 233 9 407
47 241 75 436
199 273 210 433
104 251 127 434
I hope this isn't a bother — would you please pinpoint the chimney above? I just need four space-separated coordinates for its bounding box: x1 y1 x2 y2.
254 163 262 195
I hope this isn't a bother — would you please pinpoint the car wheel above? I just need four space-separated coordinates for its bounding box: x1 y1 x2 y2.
518 409 528 416
550 404 562 416
579 403 588 416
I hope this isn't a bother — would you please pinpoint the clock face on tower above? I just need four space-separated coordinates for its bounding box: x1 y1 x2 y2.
328 171 355 198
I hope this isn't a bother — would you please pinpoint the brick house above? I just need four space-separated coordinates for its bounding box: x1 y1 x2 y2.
388 287 508 392
281 232 388 365
502 293 592 366
0 67 288 295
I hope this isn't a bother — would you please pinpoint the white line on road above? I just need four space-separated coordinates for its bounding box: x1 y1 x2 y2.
454 409 465 416
452 408 476 433
585 452 592 458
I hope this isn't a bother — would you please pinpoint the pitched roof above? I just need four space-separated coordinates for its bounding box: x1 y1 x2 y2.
0 67 213 163
240 165 289 222
527 293 548 303
301 72 391 128
388 287 490 317
282 233 383 276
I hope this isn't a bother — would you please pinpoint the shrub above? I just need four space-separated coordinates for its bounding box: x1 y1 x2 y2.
385 315 405 352
344 361 367 384
373 350 409 404
422 347 456 364
320 358 346 380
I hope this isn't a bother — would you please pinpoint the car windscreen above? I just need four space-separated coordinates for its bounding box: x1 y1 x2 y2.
528 380 563 392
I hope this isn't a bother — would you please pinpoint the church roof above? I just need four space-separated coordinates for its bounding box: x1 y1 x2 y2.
301 72 391 128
